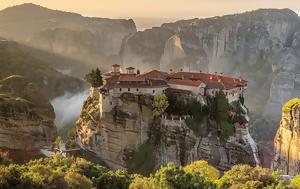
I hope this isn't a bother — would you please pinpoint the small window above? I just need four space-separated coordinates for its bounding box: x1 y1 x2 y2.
128 88 130 92
120 88 122 92
110 102 113 105
136 88 139 92
153 90 155 94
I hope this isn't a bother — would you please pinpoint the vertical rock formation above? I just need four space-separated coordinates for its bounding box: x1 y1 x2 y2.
272 98 300 175
77 87 259 172
0 75 57 162
120 9 300 166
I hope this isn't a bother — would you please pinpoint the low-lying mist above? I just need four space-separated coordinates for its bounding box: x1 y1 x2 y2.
51 90 89 129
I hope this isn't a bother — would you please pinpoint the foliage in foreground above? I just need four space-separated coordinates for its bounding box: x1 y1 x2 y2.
0 154 299 189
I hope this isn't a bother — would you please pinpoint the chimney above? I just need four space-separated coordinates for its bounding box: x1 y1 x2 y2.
112 64 120 74
126 67 135 74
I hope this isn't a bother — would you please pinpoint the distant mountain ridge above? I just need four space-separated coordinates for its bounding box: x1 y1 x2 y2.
0 3 137 72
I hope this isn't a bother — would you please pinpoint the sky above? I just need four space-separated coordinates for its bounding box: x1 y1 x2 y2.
0 0 299 18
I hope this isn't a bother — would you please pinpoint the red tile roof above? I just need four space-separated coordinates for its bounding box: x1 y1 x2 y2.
119 74 145 82
104 69 247 91
168 79 203 87
126 67 135 70
138 70 169 80
112 64 120 67
168 72 247 89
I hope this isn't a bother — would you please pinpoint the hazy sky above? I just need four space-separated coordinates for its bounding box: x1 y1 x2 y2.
0 0 299 18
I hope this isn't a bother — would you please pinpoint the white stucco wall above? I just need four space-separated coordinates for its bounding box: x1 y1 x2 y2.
168 83 205 95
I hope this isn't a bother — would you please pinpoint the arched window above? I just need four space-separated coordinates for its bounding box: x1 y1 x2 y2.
128 88 130 92
136 88 139 92
120 88 122 92
153 90 155 94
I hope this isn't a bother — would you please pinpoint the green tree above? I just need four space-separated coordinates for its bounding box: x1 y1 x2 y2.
152 163 216 189
291 174 300 189
125 141 156 176
152 94 169 117
95 68 103 87
213 91 235 142
85 68 103 88
214 91 229 122
216 164 287 189
64 171 92 189
93 170 131 189
129 174 153 189
183 161 219 182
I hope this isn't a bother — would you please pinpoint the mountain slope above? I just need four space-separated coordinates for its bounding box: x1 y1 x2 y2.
0 39 85 99
0 3 137 71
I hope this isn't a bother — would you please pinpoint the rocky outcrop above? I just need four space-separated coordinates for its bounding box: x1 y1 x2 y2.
272 98 300 176
120 9 300 166
121 27 174 71
77 92 152 169
0 75 57 162
77 88 258 171
156 103 259 171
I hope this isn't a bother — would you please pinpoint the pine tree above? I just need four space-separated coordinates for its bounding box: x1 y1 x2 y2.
85 68 103 87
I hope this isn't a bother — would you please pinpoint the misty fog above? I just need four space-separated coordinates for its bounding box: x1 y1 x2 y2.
51 90 89 128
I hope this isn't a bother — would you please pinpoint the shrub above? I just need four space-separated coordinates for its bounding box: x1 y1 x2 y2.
152 94 169 117
183 161 219 182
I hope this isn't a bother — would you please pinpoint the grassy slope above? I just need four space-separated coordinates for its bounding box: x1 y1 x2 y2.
0 40 86 99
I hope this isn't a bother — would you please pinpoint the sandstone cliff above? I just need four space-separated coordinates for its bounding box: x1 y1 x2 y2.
0 75 57 162
272 98 300 176
76 88 259 173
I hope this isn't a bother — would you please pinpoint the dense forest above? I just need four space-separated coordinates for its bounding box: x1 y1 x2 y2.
0 153 299 189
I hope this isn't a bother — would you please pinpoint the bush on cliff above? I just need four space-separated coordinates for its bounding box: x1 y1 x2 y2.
152 94 169 117
125 140 156 176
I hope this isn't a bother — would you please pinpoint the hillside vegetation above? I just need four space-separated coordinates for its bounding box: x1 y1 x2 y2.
0 39 85 99
0 153 298 189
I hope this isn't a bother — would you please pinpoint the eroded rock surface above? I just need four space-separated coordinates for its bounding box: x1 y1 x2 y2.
272 99 300 175
77 88 258 171
0 75 57 162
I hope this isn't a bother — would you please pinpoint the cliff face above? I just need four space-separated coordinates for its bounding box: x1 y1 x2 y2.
77 88 258 172
120 9 300 165
0 76 57 162
272 98 300 176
